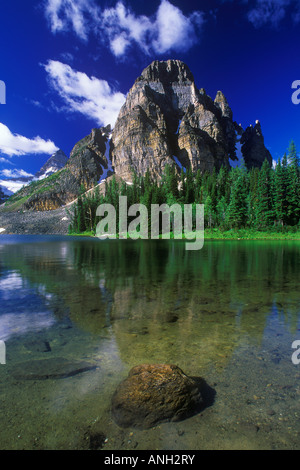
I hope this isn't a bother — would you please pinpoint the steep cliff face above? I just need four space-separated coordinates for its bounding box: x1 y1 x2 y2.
67 126 110 189
111 60 239 181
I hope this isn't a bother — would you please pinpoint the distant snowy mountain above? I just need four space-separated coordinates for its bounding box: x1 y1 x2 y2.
0 150 68 195
34 149 68 180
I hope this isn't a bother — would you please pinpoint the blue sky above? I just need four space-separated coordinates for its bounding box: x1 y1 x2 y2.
0 0 299 182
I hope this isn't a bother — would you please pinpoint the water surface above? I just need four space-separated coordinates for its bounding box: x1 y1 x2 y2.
0 235 299 450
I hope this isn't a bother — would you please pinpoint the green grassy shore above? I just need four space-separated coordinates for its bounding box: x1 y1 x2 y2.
68 228 300 240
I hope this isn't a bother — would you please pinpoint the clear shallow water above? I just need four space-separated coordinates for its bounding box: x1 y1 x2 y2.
0 235 299 450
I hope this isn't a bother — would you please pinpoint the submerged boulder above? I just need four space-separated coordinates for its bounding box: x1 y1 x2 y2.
111 363 204 429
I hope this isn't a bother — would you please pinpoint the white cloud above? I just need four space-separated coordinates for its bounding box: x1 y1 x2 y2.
0 179 28 194
44 0 98 40
0 123 59 157
44 60 126 127
101 1 153 56
110 33 131 57
102 0 204 57
153 0 204 54
44 0 204 57
247 0 300 27
1 169 34 178
0 157 13 165
248 0 289 27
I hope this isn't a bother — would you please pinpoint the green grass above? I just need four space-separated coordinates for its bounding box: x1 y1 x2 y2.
4 168 70 209
203 228 300 240
68 231 96 237
68 228 300 240
2 196 30 212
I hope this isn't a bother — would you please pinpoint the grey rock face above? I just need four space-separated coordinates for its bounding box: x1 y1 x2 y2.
111 60 242 180
67 127 109 189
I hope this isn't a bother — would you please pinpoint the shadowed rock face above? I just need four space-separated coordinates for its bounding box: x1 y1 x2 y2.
111 363 204 429
241 121 272 169
111 60 239 181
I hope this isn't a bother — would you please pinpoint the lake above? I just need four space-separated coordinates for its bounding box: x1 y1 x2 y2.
0 235 299 450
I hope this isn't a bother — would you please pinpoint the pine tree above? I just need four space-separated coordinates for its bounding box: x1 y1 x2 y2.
216 196 228 229
216 166 229 201
184 168 195 204
288 140 300 170
77 196 86 233
287 163 300 225
287 140 300 224
163 164 179 201
194 169 202 202
274 158 286 227
227 167 249 228
254 159 274 228
248 167 260 227
204 195 215 228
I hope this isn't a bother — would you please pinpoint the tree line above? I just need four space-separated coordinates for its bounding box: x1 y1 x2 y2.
68 140 300 234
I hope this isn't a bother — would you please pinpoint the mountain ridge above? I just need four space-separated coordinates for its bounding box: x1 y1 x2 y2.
1 59 272 214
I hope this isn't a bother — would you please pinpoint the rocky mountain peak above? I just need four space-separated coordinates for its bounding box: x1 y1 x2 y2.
240 120 272 169
35 149 68 180
214 91 233 120
138 59 195 85
2 60 273 212
111 59 243 180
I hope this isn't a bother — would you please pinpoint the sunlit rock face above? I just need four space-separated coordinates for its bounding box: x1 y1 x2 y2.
111 59 239 181
111 59 273 181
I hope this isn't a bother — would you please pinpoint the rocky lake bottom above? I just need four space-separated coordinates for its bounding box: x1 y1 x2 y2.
0 236 299 450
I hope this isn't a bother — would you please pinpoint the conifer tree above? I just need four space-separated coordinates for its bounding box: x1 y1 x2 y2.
288 140 299 170
227 166 249 228
77 195 86 233
184 168 195 204
255 159 274 228
287 141 300 224
274 158 286 227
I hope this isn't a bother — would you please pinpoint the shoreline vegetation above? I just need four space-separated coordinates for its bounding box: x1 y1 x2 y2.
67 140 300 240
68 228 300 240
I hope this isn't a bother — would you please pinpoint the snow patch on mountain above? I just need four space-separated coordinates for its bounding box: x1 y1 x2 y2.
0 149 68 194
